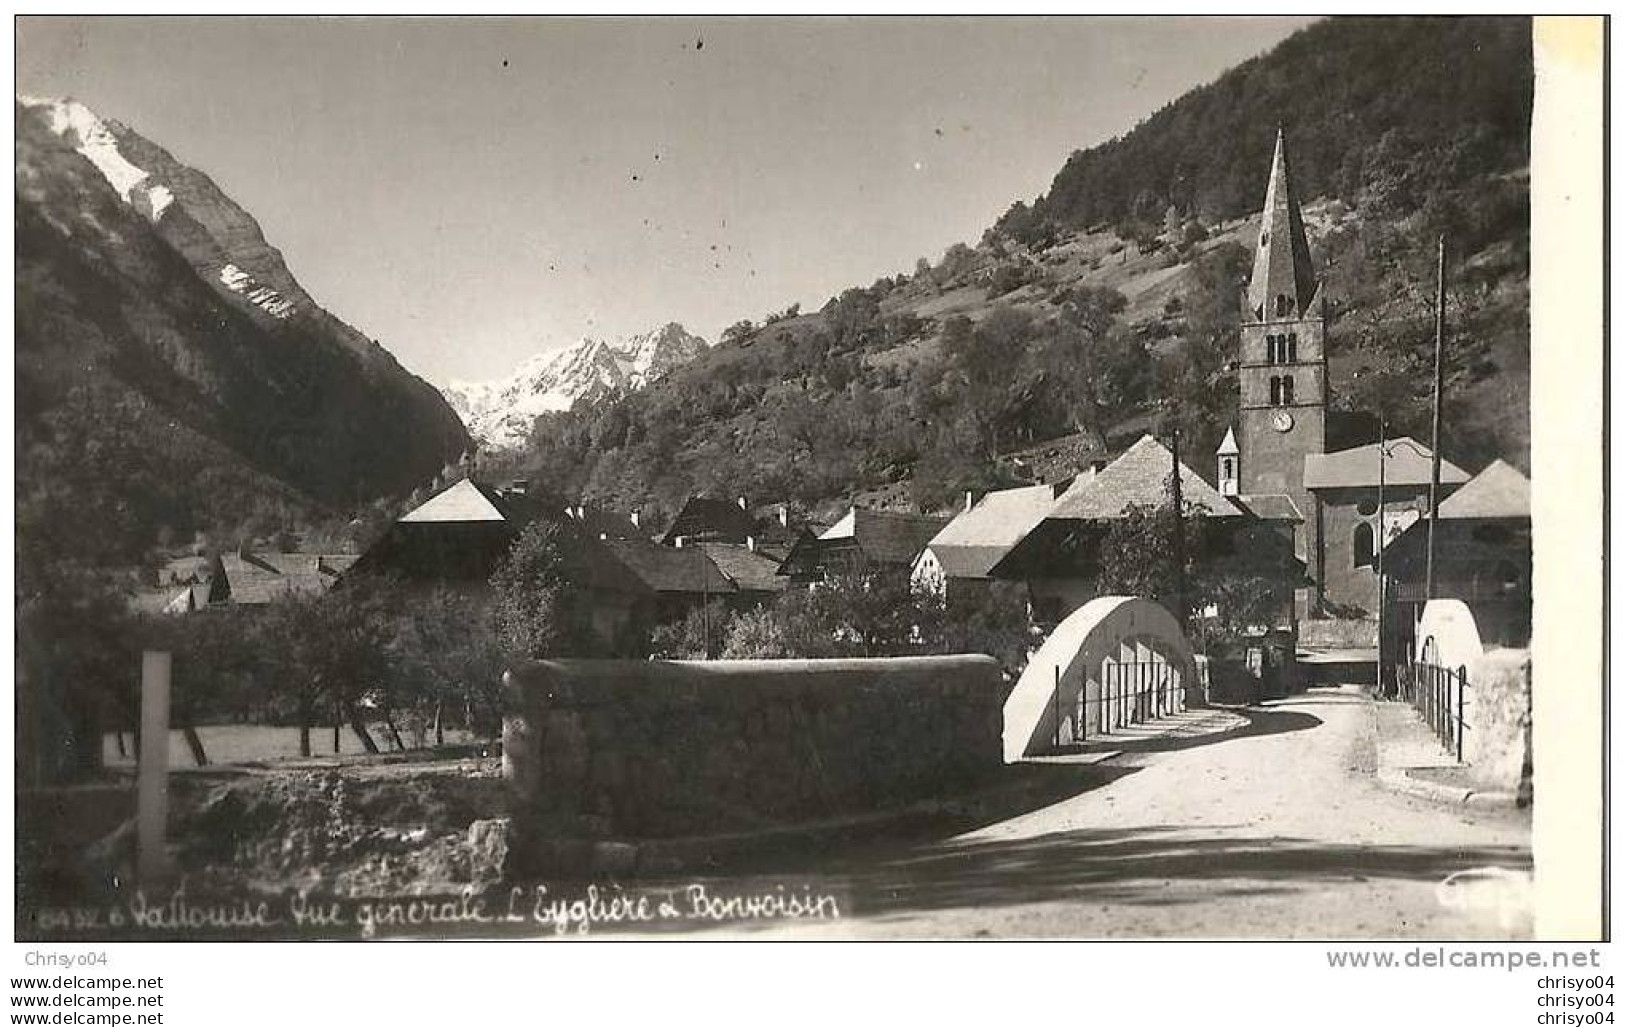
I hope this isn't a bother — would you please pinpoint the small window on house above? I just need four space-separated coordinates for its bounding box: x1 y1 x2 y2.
1498 562 1520 591
1353 522 1375 568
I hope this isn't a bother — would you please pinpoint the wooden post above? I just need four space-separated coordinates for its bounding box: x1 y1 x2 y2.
1426 235 1447 600
138 651 171 883
1052 664 1062 749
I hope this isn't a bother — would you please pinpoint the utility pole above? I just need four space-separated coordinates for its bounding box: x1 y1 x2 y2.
1375 418 1387 697
1169 422 1186 631
1426 235 1447 601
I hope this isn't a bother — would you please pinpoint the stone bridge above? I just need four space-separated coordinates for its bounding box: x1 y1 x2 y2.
1003 596 1200 762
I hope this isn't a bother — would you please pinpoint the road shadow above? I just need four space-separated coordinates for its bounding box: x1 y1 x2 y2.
1053 704 1323 758
661 825 1531 936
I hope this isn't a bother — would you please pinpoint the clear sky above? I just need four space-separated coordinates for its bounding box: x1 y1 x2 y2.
16 16 1315 387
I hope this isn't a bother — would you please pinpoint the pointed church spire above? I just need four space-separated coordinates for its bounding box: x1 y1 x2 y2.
1247 127 1318 322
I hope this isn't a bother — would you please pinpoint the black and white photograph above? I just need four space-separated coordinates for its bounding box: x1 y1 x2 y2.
10 11 1605 970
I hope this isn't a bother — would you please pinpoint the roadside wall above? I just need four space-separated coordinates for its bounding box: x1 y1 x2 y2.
502 655 1004 873
1466 649 1532 796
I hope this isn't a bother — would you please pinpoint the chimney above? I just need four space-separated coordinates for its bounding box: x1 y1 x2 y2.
630 509 641 529
1091 458 1109 474
575 504 586 520
747 536 757 553
674 536 684 548
964 490 975 513
778 504 789 528
511 478 531 495
737 496 748 510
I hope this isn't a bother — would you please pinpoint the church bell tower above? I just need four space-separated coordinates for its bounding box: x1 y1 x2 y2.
1237 128 1326 507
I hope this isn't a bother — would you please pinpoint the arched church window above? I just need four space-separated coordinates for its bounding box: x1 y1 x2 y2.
1268 376 1281 405
1353 522 1375 568
1281 376 1295 405
1274 295 1291 318
1288 334 1298 362
1223 457 1235 479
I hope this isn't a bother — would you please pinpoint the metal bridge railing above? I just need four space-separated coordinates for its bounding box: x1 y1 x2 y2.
1400 661 1469 763
1049 659 1187 749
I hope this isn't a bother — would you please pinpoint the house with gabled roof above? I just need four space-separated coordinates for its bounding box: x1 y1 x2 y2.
349 477 743 653
218 551 358 605
695 540 788 601
659 495 760 545
911 482 1066 601
777 506 948 585
1383 459 1531 649
990 434 1301 632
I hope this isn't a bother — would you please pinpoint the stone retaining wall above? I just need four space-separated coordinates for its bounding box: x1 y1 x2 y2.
501 655 1005 875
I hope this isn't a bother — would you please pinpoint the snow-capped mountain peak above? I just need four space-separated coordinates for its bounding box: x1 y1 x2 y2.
17 94 303 322
18 95 176 222
444 323 709 449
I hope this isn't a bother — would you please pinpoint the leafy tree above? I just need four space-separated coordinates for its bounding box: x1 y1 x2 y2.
15 565 136 781
721 319 757 346
391 586 506 742
488 520 589 658
939 582 1040 678
257 583 399 757
1039 287 1144 444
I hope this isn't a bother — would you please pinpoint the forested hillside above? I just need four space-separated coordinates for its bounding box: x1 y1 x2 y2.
488 16 1533 527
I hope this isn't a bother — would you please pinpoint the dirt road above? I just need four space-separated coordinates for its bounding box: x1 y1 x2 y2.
677 685 1533 939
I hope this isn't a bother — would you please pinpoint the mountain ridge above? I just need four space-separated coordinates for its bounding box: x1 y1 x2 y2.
444 323 709 449
16 95 472 561
490 15 1532 526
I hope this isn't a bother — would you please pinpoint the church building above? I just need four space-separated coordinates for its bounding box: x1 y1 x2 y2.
1220 129 1463 618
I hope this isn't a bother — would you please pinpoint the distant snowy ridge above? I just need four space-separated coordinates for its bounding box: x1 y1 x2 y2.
18 94 299 321
445 323 709 449
18 95 176 222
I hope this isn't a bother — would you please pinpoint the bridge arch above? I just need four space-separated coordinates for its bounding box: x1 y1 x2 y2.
1003 596 1198 762
1415 599 1484 670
